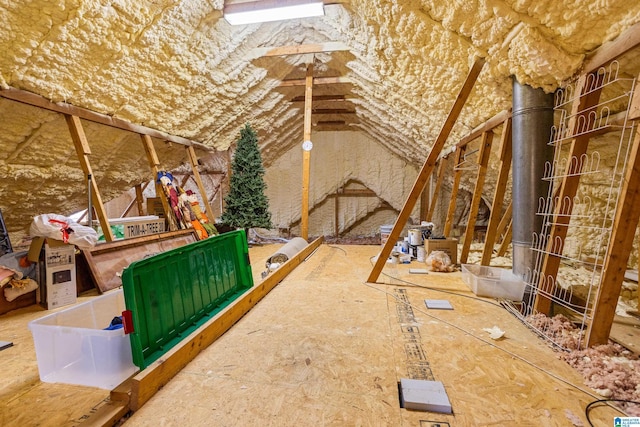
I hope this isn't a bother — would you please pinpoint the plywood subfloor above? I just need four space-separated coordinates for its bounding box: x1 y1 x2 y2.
0 243 632 426
124 245 623 426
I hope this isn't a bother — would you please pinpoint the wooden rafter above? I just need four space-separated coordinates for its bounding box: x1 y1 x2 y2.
460 131 494 264
367 57 485 283
534 72 605 314
426 158 447 221
444 147 465 236
0 87 208 149
141 134 176 231
65 115 114 242
186 146 216 223
586 86 640 346
481 118 512 265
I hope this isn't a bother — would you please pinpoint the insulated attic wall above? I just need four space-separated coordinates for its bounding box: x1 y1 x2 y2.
264 131 419 237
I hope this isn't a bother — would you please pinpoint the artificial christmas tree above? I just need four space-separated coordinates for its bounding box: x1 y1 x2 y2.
220 124 273 235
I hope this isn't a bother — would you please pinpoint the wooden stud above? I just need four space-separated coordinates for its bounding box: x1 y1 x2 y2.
301 63 314 241
496 201 513 240
427 158 447 221
134 184 145 216
497 219 513 257
460 131 494 264
334 191 339 237
140 134 176 231
586 106 640 346
420 175 430 223
121 182 149 218
130 236 324 411
65 115 115 242
186 146 216 223
367 58 485 283
534 72 604 314
481 118 512 265
444 147 465 236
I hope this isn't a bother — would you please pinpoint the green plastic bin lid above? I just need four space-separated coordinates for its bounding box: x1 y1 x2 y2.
121 230 253 369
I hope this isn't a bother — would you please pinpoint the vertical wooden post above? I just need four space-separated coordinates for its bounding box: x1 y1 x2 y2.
481 118 512 265
140 134 175 231
444 147 465 236
420 179 430 221
135 184 145 216
367 58 485 283
65 115 115 242
534 73 604 314
186 146 216 222
334 191 339 237
301 63 314 240
460 131 494 264
427 158 447 221
586 97 640 346
497 220 513 257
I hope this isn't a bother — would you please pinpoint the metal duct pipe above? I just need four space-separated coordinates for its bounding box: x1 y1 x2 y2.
511 79 554 278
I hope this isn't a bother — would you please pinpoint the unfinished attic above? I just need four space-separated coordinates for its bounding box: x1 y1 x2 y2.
3 0 640 425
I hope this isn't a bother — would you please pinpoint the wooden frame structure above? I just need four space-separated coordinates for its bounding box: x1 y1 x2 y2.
0 86 216 241
368 57 485 283
440 109 511 265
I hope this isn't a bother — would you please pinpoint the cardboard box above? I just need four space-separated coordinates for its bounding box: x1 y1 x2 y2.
28 238 77 309
147 197 165 217
43 242 76 309
424 238 458 265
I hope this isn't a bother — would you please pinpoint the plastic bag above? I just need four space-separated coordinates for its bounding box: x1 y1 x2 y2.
29 214 99 250
425 250 455 272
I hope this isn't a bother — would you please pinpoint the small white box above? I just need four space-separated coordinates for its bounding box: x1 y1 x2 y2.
461 264 526 301
28 289 137 390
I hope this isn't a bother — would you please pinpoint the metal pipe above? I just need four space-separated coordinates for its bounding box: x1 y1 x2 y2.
511 79 554 278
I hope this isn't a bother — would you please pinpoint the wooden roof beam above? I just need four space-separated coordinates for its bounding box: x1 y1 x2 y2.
290 95 348 102
0 86 211 149
251 42 349 59
311 108 356 114
279 76 351 87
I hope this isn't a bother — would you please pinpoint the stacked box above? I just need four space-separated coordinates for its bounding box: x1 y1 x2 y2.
424 238 458 265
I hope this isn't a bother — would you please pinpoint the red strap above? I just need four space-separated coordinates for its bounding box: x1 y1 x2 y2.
48 219 71 243
122 310 134 334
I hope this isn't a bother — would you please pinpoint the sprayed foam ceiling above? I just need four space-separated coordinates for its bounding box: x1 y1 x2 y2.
1 0 640 238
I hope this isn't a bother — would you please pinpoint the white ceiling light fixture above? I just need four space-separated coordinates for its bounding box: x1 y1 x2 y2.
223 0 325 26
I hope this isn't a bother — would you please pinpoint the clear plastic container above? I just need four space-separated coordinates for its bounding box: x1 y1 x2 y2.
461 264 526 301
28 289 137 389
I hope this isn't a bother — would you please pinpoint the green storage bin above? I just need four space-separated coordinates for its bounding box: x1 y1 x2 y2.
122 230 253 369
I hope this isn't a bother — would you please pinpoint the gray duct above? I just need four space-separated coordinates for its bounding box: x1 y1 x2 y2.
511 79 554 278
